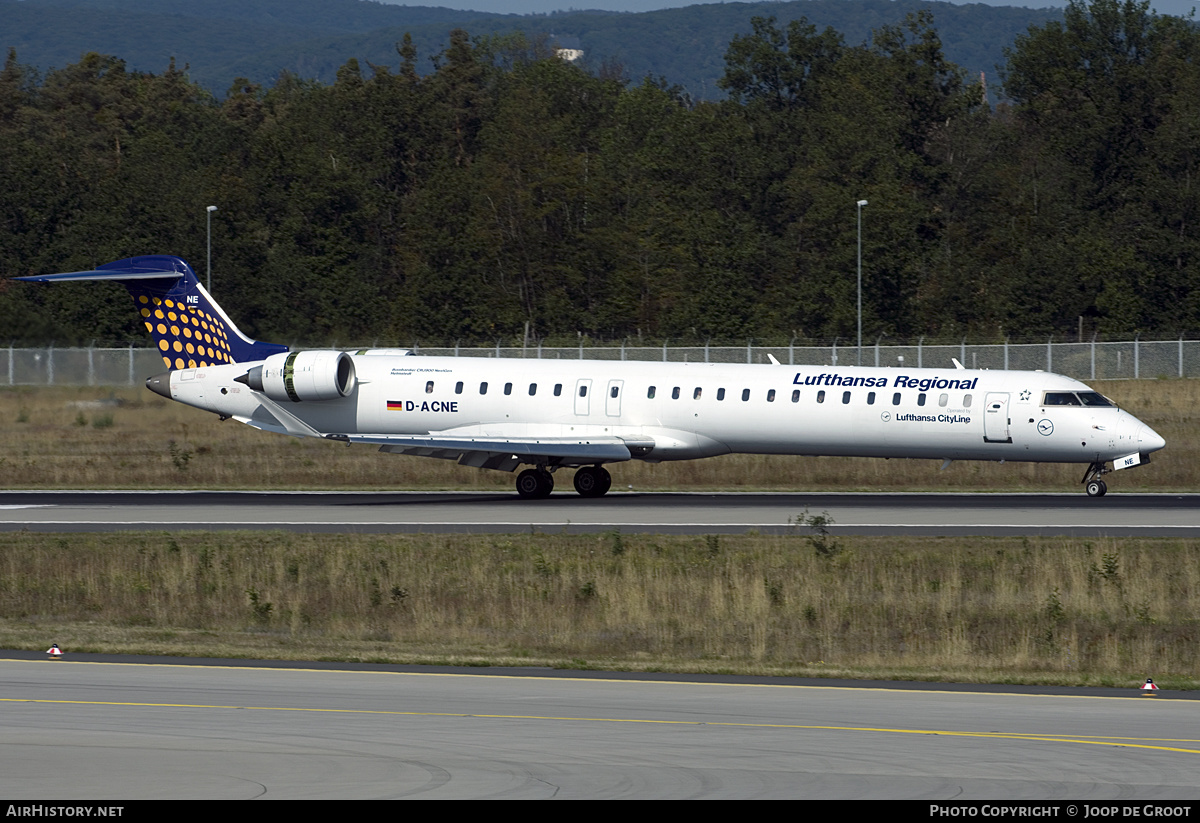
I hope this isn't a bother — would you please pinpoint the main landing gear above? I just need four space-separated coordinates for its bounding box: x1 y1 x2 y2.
514 465 612 499
516 468 554 499
572 465 612 498
1082 461 1109 497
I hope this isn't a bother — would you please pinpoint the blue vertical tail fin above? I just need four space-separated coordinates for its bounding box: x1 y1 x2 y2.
17 255 288 367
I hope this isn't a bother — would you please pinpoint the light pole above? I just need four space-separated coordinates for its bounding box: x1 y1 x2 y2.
856 199 868 366
206 205 218 293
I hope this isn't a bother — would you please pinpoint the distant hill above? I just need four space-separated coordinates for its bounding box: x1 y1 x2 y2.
2 0 1063 96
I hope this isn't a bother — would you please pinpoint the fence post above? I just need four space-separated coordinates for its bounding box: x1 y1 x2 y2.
961 337 966 367
620 339 625 361
875 336 881 367
1181 336 1185 379
746 339 752 365
47 344 54 385
832 338 838 366
1047 336 1052 373
8 343 12 385
1090 335 1096 381
917 336 923 369
128 344 134 386
1004 338 1009 371
662 340 668 362
789 337 795 366
88 343 95 386
1134 334 1140 379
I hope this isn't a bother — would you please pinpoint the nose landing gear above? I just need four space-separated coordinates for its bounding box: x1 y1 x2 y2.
1083 462 1109 497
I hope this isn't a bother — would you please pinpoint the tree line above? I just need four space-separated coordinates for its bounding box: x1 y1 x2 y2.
0 0 1197 348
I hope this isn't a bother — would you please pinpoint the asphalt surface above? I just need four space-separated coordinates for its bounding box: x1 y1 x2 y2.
3 653 1197 799
0 490 1197 536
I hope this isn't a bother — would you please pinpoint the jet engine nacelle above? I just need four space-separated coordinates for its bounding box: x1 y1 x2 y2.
241 350 357 402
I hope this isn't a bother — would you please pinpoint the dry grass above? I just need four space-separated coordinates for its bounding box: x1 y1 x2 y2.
2 531 1198 687
0 378 1193 491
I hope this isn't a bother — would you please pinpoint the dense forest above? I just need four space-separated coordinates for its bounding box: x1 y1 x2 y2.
0 0 1197 347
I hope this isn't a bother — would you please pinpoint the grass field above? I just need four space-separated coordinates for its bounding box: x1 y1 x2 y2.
1 531 1197 688
0 378 1193 491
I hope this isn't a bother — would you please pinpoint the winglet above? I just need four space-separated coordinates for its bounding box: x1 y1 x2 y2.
17 256 287 366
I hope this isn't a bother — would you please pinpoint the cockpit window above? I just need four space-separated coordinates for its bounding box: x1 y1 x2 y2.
1078 392 1115 407
1043 391 1115 407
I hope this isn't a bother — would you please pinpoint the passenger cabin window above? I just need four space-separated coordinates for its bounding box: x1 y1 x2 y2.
504 382 512 396
741 388 750 401
717 388 726 401
817 390 825 403
579 385 587 397
939 393 948 407
529 383 537 396
426 381 434 393
767 390 776 402
480 382 488 395
867 392 875 405
455 381 463 395
693 387 702 400
842 391 851 404
892 392 901 406
791 390 800 403
611 386 619 398
917 393 927 407
554 384 562 397
964 394 972 407
647 386 656 399
672 387 680 400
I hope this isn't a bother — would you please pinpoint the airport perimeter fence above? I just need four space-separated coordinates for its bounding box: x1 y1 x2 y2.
5 339 1200 387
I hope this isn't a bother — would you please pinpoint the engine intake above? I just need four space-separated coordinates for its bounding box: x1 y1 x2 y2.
239 351 356 402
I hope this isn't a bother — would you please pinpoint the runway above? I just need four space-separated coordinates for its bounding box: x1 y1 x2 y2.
2 654 1198 799
0 490 1197 536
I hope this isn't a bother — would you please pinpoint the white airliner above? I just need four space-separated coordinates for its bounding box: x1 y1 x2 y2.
20 256 1166 498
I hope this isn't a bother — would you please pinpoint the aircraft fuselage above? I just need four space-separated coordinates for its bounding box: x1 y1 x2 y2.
163 355 1164 468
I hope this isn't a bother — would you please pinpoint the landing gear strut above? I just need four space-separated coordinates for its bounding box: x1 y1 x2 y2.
573 465 612 498
1082 461 1109 497
515 467 554 499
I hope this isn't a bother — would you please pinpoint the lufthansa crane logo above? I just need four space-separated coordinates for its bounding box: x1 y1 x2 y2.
1037 419 1054 436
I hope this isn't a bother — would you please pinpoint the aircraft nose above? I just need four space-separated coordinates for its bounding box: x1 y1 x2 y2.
1137 424 1166 454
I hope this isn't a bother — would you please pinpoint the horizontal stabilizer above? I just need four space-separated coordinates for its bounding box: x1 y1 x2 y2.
16 269 184 283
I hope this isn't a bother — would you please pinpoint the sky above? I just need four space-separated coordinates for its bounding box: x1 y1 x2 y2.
378 0 1197 20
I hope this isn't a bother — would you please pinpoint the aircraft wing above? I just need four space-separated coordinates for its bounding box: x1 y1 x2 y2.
335 434 643 472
